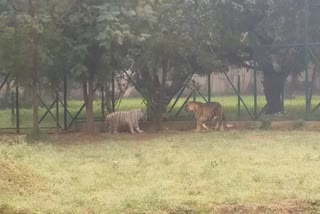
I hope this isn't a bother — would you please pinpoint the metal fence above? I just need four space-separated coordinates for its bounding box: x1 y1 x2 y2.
0 0 319 133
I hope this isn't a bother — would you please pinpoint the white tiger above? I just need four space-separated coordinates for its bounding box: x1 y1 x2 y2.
105 109 147 134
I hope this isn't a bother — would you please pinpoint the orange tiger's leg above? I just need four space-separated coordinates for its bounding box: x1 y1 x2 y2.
217 117 224 131
202 123 209 130
213 117 219 130
195 120 202 132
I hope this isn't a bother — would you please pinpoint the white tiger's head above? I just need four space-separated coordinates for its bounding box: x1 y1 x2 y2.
134 109 147 121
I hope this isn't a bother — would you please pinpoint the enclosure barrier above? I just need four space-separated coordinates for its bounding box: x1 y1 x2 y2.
0 0 319 132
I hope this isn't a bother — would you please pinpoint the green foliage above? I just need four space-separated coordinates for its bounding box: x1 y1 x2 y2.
0 0 56 82
252 0 306 76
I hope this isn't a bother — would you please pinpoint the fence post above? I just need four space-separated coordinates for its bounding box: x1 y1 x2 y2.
253 58 258 120
63 74 68 129
11 92 15 126
281 87 285 112
15 84 20 134
11 92 15 116
208 72 211 102
237 75 241 118
304 0 310 117
192 89 196 101
56 91 59 129
101 85 105 117
111 72 115 112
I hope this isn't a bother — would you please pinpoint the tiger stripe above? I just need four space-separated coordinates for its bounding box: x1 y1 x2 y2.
105 109 146 134
185 101 225 132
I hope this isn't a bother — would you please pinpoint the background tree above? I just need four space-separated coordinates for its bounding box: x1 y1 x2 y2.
0 0 55 135
0 0 318 134
120 0 229 128
249 0 320 114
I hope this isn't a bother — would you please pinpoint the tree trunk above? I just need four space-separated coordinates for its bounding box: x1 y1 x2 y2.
28 0 40 136
2 82 11 108
147 75 163 131
136 58 191 130
83 78 95 134
150 60 170 130
262 71 288 114
308 65 317 106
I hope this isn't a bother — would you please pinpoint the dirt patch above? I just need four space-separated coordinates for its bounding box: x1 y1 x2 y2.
73 120 320 133
153 120 320 132
0 159 45 194
2 121 320 143
104 132 162 145
47 131 162 145
247 135 274 142
125 132 160 142
209 201 320 214
302 121 320 131
166 201 320 214
44 120 320 145
209 203 304 214
49 132 110 144
0 204 29 214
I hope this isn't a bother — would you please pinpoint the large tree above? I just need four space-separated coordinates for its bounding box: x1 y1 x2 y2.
249 0 320 114
116 0 239 128
51 0 132 133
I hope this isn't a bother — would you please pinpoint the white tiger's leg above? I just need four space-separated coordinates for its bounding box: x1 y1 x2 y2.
111 125 118 134
105 121 109 133
135 125 144 133
110 121 119 134
110 127 116 134
202 123 209 130
128 123 136 134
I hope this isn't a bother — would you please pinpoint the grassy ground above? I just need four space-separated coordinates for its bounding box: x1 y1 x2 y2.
1 131 320 213
1 95 320 129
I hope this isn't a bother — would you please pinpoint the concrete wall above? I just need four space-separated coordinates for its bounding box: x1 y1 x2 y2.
123 68 320 98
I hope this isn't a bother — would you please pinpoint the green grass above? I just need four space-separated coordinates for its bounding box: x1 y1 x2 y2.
1 131 320 213
1 95 320 129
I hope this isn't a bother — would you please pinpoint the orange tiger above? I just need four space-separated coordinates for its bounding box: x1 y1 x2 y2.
185 101 226 132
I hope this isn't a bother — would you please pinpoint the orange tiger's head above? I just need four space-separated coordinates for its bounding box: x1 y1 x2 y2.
185 101 201 112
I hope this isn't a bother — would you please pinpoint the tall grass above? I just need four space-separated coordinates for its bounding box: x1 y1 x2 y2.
1 132 320 213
